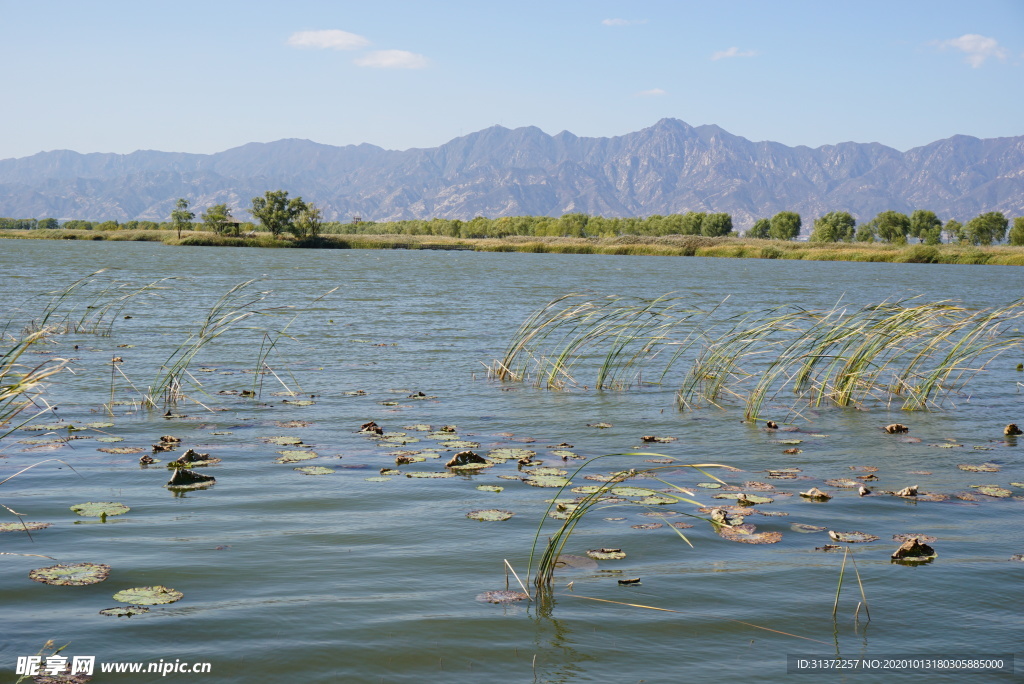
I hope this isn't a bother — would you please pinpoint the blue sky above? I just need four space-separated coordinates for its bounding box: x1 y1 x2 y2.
1 0 1021 159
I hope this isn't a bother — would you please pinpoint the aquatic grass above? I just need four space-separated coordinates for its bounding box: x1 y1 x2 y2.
0 331 67 440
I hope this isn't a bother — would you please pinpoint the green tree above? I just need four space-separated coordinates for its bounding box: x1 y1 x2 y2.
964 211 1008 245
171 198 195 240
1008 217 1024 246
922 226 943 245
701 213 733 237
746 218 770 239
202 203 234 235
910 210 941 241
768 211 801 240
37 218 58 230
873 211 911 244
809 211 856 242
250 190 306 237
943 219 965 244
292 203 323 239
855 221 876 242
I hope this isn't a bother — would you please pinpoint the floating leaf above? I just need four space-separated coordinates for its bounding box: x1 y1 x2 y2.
476 485 504 493
439 440 479 449
893 533 938 543
553 554 599 571
275 450 319 463
696 482 722 489
98 446 144 454
487 448 535 461
971 485 1012 498
477 590 529 604
265 436 303 446
364 476 392 482
957 463 1000 472
379 468 401 476
95 437 124 443
631 523 664 530
0 521 52 533
551 450 581 459
404 424 432 431
112 585 183 605
713 493 774 504
638 495 679 505
827 530 879 543
276 420 311 428
586 548 626 560
671 521 694 529
295 466 335 475
587 422 613 429
524 475 571 488
571 485 607 494
99 606 149 617
716 524 782 544
791 523 827 533
824 478 861 488
640 435 676 443
405 472 455 479
29 562 111 586
774 439 803 445
466 509 514 521
283 399 315 406
611 487 659 497
86 422 115 429
526 467 568 477
70 502 130 518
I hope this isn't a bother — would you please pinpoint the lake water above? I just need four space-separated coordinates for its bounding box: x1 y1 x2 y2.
0 240 1021 683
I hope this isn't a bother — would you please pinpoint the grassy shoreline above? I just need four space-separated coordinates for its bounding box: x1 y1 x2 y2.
3 229 1023 265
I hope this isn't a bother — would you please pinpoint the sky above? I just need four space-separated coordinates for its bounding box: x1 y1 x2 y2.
1 0 1022 159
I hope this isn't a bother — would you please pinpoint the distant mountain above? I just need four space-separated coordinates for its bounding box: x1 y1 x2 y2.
1 119 1022 229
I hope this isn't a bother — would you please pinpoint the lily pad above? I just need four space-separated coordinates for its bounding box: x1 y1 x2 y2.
29 562 111 586
265 436 303 446
824 478 861 488
551 450 582 460
638 495 679 505
696 482 722 489
553 554 599 571
791 523 827 533
631 523 664 530
276 420 312 428
526 467 568 477
466 509 514 521
405 472 455 479
971 485 1013 498
611 486 659 497
439 440 479 449
957 463 1000 472
364 476 392 482
571 485 607 494
100 605 150 617
476 485 504 493
524 475 572 488
112 585 183 605
774 439 803 445
587 422 613 428
487 448 535 461
0 521 52 533
827 530 879 543
98 446 144 454
477 590 529 604
586 548 626 560
70 502 130 518
95 436 124 443
283 399 315 406
891 538 937 563
275 450 319 463
294 466 335 475
404 424 432 431
85 422 115 429
893 533 938 543
716 525 783 544
713 493 774 504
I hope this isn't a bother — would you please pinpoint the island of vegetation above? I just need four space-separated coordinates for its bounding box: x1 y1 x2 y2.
2 190 1023 265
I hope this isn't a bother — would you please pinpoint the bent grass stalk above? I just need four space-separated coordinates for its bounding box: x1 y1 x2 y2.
1 331 67 441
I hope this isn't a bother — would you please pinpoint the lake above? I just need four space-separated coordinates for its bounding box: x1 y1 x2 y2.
1 240 1021 682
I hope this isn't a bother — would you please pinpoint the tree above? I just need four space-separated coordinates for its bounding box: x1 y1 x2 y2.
250 190 306 237
171 198 194 240
1009 217 1024 246
855 221 876 242
746 218 770 239
701 213 732 237
202 203 234 235
964 211 1008 245
37 218 58 230
292 203 323 239
872 211 911 243
910 210 941 241
922 225 943 245
943 219 964 244
768 211 801 240
809 211 856 242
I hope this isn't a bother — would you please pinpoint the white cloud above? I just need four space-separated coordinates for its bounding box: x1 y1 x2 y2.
711 46 757 61
936 34 1008 68
602 18 646 26
354 50 429 69
287 29 370 50
636 88 666 96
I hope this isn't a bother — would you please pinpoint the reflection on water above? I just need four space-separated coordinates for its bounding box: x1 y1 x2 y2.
0 240 1021 682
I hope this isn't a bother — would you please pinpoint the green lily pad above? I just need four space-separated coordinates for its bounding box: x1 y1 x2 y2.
717 525 783 544
587 422 613 429
266 436 303 446
70 502 130 518
571 485 608 494
774 439 803 445
99 605 150 617
95 436 124 443
524 475 572 488
527 467 568 477
713 493 774 504
551 450 582 459
23 423 70 431
957 463 1000 472
98 446 144 454
86 422 115 429
467 509 514 521
631 523 664 530
29 562 111 586
1010 482 1024 488
824 479 861 488
378 436 420 446
893 533 938 543
294 466 335 475
380 468 401 476
275 450 319 463
487 448 536 461
828 530 879 543
497 474 524 480
791 523 827 533
638 495 679 505
405 472 455 479
476 485 504 493
404 424 432 431
283 399 315 406
477 590 529 604
586 548 626 560
364 476 392 482
611 487 659 497
439 440 479 449
0 521 52 533
971 485 1013 498
112 585 183 605
696 482 722 489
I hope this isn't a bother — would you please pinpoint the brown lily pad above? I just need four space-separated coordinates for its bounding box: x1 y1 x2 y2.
29 562 111 586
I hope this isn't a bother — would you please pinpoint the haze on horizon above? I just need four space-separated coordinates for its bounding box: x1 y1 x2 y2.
1 0 1022 160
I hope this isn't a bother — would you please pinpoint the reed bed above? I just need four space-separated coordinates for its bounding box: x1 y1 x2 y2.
0 331 66 439
492 293 1024 415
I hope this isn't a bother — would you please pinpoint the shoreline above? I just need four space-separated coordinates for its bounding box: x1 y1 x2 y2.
3 229 1023 265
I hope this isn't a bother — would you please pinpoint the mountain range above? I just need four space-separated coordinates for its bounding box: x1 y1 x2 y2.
1 118 1022 229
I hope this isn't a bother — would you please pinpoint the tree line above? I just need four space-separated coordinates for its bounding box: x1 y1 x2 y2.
3 200 1023 246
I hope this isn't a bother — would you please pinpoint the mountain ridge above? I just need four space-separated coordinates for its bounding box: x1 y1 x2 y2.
0 119 1021 228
